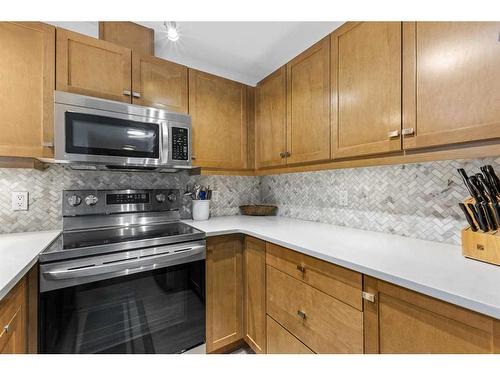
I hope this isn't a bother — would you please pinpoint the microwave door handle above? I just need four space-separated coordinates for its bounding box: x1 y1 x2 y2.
43 245 205 280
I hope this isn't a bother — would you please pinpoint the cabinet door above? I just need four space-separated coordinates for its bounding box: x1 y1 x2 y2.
256 67 287 168
266 315 313 354
364 276 500 354
189 69 248 169
403 22 500 150
132 54 188 113
332 22 402 158
56 28 132 103
286 37 330 164
243 237 266 354
99 21 154 56
206 235 243 353
0 22 55 158
0 278 26 354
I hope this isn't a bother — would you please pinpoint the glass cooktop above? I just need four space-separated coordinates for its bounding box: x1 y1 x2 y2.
40 222 205 263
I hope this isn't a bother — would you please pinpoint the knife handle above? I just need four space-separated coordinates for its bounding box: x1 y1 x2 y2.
457 168 475 198
476 203 490 232
459 203 478 232
482 201 497 230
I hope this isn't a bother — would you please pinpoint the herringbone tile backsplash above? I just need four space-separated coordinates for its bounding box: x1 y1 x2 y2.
0 166 260 233
261 157 500 244
1 157 498 244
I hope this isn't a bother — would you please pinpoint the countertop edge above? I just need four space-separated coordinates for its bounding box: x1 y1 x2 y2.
203 227 500 320
0 255 38 301
0 231 60 302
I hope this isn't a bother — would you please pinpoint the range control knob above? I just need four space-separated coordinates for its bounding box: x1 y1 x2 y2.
167 193 177 202
67 194 82 207
84 194 98 206
155 193 166 203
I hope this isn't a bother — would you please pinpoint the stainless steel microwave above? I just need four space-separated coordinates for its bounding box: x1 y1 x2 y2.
54 91 193 172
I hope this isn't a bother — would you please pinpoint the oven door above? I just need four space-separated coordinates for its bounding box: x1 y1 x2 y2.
54 103 165 167
39 241 205 354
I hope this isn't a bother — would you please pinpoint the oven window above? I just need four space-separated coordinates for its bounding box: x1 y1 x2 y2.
65 112 160 158
40 261 205 354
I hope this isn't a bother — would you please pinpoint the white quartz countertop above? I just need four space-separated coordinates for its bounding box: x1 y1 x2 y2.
183 216 500 320
0 230 60 301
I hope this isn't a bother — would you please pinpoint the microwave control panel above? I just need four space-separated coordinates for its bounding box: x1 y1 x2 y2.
171 127 189 161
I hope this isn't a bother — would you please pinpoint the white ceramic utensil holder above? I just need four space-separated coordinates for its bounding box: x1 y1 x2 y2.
192 200 210 221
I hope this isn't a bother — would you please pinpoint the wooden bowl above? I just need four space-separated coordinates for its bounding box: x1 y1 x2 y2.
239 205 278 216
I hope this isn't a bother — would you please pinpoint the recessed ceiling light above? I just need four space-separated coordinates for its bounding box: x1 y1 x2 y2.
164 21 179 42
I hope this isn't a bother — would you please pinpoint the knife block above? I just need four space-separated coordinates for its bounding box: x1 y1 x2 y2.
461 227 500 266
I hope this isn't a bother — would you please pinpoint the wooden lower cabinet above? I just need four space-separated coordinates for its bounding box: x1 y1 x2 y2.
364 276 500 353
266 265 363 353
206 235 244 353
243 237 266 353
266 315 313 354
0 278 27 354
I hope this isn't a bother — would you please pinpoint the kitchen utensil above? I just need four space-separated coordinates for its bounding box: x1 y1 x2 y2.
467 202 489 232
477 173 500 227
486 165 500 193
469 176 497 230
459 203 478 232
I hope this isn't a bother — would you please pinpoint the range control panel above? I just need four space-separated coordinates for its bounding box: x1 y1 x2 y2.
171 127 189 161
63 189 181 217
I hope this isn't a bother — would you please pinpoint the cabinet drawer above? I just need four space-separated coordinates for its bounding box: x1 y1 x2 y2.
266 315 313 354
0 279 26 353
266 265 363 353
266 243 362 310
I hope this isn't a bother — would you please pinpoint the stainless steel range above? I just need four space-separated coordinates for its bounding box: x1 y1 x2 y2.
39 189 206 354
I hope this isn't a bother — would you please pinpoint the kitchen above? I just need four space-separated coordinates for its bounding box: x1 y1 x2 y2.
1 0 500 372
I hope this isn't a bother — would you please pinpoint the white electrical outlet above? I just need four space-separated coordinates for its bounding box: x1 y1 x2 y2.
339 190 348 206
12 191 28 211
211 190 219 202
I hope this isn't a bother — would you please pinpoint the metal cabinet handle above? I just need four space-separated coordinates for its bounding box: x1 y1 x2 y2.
402 127 415 136
279 152 286 158
191 155 196 160
285 151 291 157
362 291 375 303
388 130 400 139
123 90 132 96
297 310 306 320
132 91 141 98
296 264 306 273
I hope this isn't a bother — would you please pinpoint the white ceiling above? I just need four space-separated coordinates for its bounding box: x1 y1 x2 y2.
49 21 343 86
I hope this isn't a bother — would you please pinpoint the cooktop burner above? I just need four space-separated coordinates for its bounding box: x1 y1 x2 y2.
61 222 200 250
41 221 205 263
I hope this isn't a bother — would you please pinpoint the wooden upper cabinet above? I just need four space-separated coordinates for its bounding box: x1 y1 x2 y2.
286 37 330 165
206 235 243 353
256 67 287 168
403 22 500 150
56 28 132 103
364 276 500 354
189 69 247 169
331 22 402 159
132 54 188 113
99 21 154 56
0 22 55 158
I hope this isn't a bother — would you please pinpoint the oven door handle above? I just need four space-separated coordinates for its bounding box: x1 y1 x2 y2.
43 245 205 280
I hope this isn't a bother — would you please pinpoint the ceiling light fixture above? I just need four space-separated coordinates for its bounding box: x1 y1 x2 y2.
164 21 179 42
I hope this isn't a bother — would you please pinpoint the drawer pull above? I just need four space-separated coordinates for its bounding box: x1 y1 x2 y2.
296 264 306 273
388 130 400 139
362 291 375 303
123 89 132 96
297 310 307 320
